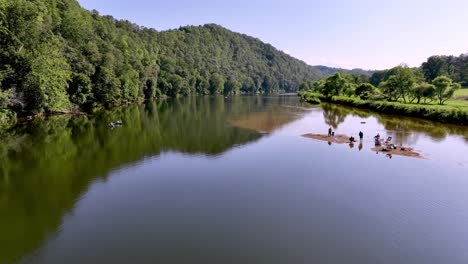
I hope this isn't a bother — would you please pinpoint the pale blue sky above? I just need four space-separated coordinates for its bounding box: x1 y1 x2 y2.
77 0 468 70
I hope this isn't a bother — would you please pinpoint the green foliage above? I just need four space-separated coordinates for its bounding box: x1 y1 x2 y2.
298 91 321 104
321 73 348 97
23 36 72 113
224 79 241 95
155 24 324 96
378 66 415 102
0 89 15 120
409 83 435 104
0 90 11 109
93 66 121 107
209 73 225 95
343 73 370 85
68 73 92 106
432 76 461 105
355 83 377 100
369 68 398 87
422 54 468 86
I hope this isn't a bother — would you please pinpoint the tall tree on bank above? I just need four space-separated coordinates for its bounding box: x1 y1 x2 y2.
432 76 461 105
378 66 415 102
321 73 348 97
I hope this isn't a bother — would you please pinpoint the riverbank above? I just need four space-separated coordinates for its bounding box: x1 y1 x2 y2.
299 91 468 126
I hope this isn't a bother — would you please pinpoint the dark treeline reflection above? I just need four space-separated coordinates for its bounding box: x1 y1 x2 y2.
0 96 283 263
321 103 468 145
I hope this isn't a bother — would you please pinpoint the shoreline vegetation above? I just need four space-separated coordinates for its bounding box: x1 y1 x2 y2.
299 91 468 125
298 65 468 126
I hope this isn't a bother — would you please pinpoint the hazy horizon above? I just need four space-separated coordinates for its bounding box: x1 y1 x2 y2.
77 0 468 70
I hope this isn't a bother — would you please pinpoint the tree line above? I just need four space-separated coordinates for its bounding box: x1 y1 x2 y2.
301 64 462 105
0 0 329 118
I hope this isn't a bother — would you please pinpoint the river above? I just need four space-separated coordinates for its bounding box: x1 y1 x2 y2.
1 95 468 264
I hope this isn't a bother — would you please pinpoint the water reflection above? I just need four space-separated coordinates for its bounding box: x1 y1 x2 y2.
322 104 348 129
319 103 468 146
0 96 467 263
1 96 293 263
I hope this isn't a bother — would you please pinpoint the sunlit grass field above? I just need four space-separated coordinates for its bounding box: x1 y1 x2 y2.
453 88 468 100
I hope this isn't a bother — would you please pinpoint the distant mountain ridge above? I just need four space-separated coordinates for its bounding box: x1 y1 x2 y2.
313 65 374 76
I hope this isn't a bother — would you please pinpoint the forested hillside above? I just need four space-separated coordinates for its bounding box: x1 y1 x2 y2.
0 0 326 118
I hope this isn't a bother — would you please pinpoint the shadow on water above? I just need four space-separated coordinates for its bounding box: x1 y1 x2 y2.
0 96 288 263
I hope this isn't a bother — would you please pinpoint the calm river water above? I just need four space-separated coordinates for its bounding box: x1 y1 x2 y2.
1 96 468 264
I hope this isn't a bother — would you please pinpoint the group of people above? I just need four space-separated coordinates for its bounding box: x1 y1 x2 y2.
328 127 365 142
349 131 364 143
327 127 395 147
374 133 394 147
326 127 399 158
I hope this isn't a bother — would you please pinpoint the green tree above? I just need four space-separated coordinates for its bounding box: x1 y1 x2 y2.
68 73 92 106
355 83 377 100
378 66 415 102
422 56 448 82
93 66 121 107
311 80 325 92
209 73 225 95
224 79 241 95
321 73 348 97
409 83 435 104
23 37 72 113
0 89 12 109
432 76 460 105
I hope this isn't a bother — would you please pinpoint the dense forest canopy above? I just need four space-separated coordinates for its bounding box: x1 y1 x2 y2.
421 54 468 86
0 0 344 118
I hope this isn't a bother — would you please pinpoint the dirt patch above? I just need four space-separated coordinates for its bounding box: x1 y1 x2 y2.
302 134 353 144
302 133 425 159
371 146 424 159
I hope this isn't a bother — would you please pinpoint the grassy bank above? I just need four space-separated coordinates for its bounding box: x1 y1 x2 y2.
299 91 468 126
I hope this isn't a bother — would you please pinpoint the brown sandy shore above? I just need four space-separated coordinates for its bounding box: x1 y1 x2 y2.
302 133 424 159
371 146 423 159
302 134 351 144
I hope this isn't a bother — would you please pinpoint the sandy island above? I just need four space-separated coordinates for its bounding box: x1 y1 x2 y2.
302 133 424 159
371 146 423 159
302 134 351 144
